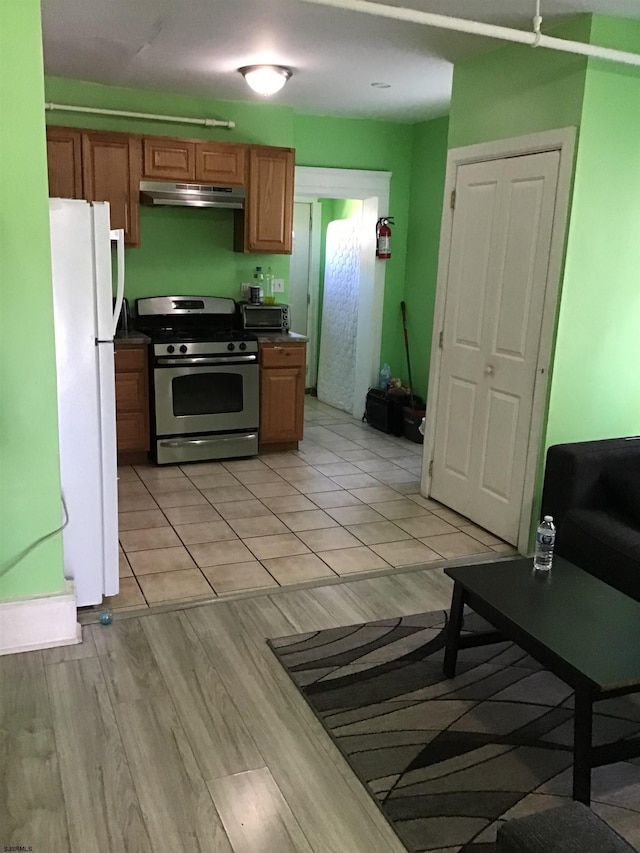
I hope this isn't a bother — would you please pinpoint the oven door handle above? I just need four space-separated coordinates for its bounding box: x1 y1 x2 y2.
160 434 258 449
156 355 258 366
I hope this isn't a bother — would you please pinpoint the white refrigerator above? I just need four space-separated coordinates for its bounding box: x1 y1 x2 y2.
49 198 125 607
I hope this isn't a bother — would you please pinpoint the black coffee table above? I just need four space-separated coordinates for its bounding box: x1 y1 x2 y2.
443 556 640 804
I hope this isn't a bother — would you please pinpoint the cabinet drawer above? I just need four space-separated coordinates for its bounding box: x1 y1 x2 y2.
115 346 146 372
260 344 305 368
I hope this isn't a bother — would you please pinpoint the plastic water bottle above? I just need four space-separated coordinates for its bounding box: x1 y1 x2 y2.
380 363 391 391
533 515 556 572
264 266 275 305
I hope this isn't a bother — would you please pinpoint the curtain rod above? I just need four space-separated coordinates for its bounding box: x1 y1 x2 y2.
44 102 236 129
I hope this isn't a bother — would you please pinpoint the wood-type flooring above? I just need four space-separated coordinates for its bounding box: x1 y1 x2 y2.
1 566 456 853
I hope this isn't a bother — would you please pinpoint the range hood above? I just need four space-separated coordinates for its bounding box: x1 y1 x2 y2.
140 180 245 209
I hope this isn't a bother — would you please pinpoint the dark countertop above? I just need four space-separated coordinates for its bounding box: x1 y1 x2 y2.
114 331 306 345
257 332 308 344
114 330 151 345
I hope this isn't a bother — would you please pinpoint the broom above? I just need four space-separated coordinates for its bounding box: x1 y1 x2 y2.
400 301 416 409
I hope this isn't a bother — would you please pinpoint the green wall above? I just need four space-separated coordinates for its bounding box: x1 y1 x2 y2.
125 207 290 304
295 114 414 379
545 18 640 447
45 76 294 145
448 17 591 149
402 116 449 400
0 1 65 599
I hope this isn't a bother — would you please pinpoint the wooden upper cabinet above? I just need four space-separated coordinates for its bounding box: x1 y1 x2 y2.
142 137 246 186
196 142 245 185
46 127 83 199
242 146 295 254
46 125 294 254
82 131 142 247
143 137 195 181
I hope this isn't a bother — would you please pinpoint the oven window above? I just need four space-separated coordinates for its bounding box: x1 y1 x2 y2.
172 372 243 416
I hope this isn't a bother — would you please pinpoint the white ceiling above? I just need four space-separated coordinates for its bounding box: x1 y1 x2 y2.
41 0 640 122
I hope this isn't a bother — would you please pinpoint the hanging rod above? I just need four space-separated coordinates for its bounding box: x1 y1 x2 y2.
44 102 236 129
297 0 640 67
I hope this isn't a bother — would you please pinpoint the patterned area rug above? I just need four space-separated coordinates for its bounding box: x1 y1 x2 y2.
268 610 640 852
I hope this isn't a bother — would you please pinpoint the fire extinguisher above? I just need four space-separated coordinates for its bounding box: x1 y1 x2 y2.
376 216 394 259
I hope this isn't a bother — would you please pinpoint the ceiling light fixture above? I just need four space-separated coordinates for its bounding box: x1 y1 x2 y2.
239 65 292 96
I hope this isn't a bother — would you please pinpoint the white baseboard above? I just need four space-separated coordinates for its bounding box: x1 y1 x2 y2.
0 580 81 656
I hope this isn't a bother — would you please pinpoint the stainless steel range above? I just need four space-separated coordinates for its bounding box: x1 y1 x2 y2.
136 296 259 465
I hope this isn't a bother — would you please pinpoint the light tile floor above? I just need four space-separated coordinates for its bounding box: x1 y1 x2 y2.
108 396 516 613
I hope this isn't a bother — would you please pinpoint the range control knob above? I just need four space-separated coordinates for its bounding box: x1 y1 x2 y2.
167 345 175 354
180 345 188 354
227 342 235 351
239 342 247 351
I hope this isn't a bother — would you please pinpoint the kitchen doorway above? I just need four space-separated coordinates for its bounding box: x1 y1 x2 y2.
294 167 391 419
422 128 575 554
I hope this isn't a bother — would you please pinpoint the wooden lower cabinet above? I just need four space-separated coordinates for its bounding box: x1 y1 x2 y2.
259 342 305 448
115 344 149 461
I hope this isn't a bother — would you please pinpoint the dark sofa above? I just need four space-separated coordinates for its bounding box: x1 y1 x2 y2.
541 437 640 602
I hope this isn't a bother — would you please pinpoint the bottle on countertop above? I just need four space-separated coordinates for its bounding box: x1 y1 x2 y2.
533 515 556 572
264 266 275 305
252 266 264 303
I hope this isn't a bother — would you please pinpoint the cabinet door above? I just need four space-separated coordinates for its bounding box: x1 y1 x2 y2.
143 137 195 181
243 146 295 254
196 142 246 185
115 371 147 413
260 366 304 442
82 132 142 247
116 412 149 453
46 127 83 198
114 346 149 454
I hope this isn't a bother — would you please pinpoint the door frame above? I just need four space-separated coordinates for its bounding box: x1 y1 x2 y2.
291 200 322 389
294 166 391 417
421 127 576 555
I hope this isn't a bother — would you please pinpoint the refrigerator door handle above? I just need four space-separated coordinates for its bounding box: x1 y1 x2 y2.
110 228 125 338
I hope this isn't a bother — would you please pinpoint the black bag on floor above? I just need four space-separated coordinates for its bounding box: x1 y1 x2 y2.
362 389 407 436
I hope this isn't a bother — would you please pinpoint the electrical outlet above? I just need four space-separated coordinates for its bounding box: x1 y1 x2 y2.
272 278 285 293
240 282 251 299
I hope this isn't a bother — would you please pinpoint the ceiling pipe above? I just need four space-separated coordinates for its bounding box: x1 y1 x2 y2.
44 102 236 129
298 0 640 68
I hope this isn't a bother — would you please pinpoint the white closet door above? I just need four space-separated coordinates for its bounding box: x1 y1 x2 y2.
317 218 360 413
431 150 560 543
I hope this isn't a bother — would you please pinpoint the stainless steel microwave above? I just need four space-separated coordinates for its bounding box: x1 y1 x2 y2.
239 302 290 332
